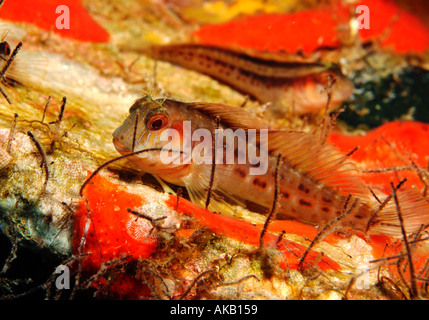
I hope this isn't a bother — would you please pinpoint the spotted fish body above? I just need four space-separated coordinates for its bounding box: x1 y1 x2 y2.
113 97 429 236
142 44 354 114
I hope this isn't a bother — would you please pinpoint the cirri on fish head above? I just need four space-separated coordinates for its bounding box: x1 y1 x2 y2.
113 96 429 237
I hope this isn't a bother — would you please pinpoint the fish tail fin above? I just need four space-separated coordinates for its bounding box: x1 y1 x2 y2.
369 188 429 236
6 50 49 87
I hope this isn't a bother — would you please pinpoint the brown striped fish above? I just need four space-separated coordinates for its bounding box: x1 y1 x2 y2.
113 95 429 236
140 44 354 115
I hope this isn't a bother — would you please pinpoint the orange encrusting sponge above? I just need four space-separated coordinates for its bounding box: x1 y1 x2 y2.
0 0 110 42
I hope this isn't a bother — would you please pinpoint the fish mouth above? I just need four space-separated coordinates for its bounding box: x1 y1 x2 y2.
112 138 129 154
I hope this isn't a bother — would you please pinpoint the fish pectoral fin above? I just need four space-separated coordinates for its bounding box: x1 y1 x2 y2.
153 175 176 195
206 188 246 218
183 165 245 218
184 180 242 218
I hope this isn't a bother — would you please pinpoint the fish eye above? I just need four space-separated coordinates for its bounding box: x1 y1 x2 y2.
0 42 10 57
145 108 169 131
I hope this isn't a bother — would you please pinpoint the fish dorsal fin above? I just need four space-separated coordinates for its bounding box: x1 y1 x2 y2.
188 102 268 130
258 130 369 198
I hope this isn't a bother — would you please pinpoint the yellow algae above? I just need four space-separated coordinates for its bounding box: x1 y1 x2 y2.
178 0 353 25
181 0 300 24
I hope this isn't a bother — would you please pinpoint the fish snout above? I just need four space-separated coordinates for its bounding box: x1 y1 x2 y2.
112 138 129 154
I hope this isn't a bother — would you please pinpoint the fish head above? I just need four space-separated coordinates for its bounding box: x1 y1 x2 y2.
113 97 197 183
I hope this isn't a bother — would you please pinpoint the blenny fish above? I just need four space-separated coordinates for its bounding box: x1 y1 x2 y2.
113 96 429 236
0 29 47 104
0 34 19 103
141 44 353 115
